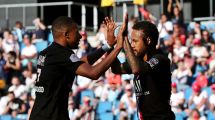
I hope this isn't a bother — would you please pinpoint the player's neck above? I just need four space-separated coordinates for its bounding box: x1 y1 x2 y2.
143 50 156 61
54 39 67 47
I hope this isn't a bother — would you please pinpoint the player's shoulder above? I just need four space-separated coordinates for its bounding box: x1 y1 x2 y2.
41 42 74 56
148 53 170 68
152 52 170 62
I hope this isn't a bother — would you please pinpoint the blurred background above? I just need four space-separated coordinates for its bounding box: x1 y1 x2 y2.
0 0 215 120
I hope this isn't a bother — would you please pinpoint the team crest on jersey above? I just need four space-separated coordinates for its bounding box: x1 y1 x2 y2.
147 58 159 69
70 54 80 62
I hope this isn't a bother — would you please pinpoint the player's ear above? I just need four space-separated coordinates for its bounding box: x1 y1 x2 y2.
147 37 151 45
65 32 69 39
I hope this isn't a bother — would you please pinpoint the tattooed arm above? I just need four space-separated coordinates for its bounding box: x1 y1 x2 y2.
123 37 142 75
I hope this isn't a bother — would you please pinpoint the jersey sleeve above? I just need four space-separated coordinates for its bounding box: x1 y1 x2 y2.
66 53 84 73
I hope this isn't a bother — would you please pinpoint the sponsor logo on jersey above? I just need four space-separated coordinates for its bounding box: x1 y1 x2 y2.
35 86 44 93
134 75 150 97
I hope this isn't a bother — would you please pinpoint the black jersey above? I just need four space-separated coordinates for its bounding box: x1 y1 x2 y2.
29 42 84 120
133 54 175 119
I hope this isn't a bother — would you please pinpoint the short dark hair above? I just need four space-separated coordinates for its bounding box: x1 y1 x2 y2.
132 21 159 48
52 16 76 37
8 51 17 58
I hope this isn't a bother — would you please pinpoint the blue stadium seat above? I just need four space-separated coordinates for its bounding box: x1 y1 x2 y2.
97 112 114 120
35 41 48 52
47 32 54 44
133 112 139 120
80 89 95 104
175 111 187 120
16 114 28 120
0 115 12 120
19 42 26 52
184 87 192 101
212 32 215 41
175 113 184 120
96 101 112 114
207 110 215 120
203 86 212 97
113 100 120 109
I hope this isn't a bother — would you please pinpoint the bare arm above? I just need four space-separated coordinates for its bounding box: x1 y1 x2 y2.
33 18 46 30
196 97 207 109
123 37 142 75
80 48 106 65
188 94 194 106
76 46 121 80
210 102 215 111
75 15 128 80
175 0 182 11
81 17 117 65
5 59 21 70
167 0 173 13
102 16 131 74
21 53 37 60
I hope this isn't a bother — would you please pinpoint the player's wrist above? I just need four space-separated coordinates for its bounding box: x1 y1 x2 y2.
101 43 112 52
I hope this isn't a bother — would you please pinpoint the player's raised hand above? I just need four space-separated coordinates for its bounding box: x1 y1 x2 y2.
116 13 128 49
103 17 117 47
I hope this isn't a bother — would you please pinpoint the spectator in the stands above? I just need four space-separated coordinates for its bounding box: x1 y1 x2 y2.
172 60 192 87
12 21 25 43
0 91 14 115
201 30 214 49
3 91 26 118
4 51 21 85
186 31 195 47
195 69 208 88
170 82 185 113
2 30 19 55
119 84 136 117
92 23 107 48
128 15 138 35
76 31 92 57
172 23 186 45
68 97 79 120
189 83 207 112
191 38 209 59
22 67 36 92
193 58 209 78
93 77 109 101
106 78 120 103
19 92 30 114
0 50 6 80
209 84 215 111
187 108 206 120
20 34 37 67
173 39 188 59
8 76 26 98
31 18 46 43
193 21 203 39
76 96 93 119
208 51 215 85
167 0 184 27
157 14 173 40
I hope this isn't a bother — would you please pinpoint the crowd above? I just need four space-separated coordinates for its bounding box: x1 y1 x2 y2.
0 0 215 120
